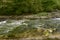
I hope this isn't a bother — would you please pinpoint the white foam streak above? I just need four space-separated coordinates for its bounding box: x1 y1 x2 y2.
52 18 60 20
0 21 6 24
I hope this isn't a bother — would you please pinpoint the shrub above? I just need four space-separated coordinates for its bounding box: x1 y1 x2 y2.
0 0 60 15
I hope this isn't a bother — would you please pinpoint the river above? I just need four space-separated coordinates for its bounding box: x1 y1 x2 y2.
0 18 60 40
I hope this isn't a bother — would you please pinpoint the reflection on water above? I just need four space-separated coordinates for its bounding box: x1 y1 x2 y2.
0 18 60 35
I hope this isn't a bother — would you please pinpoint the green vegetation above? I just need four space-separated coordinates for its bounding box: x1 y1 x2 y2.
0 0 60 15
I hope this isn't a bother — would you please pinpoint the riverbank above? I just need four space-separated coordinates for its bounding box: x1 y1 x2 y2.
0 12 60 19
0 33 60 40
0 15 50 19
0 13 52 19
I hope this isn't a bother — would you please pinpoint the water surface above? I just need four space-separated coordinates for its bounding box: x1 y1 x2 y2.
0 18 60 35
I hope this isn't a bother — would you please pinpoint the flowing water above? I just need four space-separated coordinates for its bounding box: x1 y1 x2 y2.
0 18 60 39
